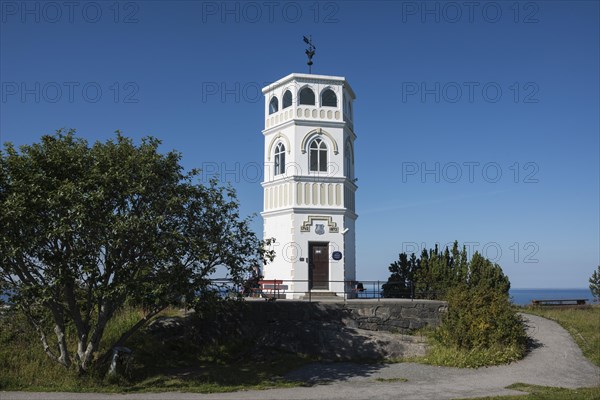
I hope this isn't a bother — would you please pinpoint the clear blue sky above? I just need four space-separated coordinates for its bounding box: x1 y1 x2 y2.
1 1 598 288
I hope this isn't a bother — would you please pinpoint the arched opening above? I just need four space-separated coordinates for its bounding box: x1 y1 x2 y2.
269 97 279 114
282 90 292 109
321 89 337 107
345 144 353 180
299 87 315 105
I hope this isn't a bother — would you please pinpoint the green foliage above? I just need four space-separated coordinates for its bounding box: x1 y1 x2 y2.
381 252 417 298
589 266 600 303
0 308 98 391
0 307 306 392
0 130 274 373
435 285 527 352
385 242 525 365
459 383 600 400
383 241 510 299
374 377 408 383
422 340 525 368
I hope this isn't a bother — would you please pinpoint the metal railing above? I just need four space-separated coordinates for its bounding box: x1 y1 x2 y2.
208 279 443 302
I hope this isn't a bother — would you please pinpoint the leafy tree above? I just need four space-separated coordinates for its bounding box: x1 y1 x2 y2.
0 130 273 373
468 252 510 294
383 241 510 299
414 247 432 296
590 266 600 303
382 252 415 298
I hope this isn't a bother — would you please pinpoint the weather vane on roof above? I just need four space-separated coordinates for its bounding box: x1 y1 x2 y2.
303 35 316 74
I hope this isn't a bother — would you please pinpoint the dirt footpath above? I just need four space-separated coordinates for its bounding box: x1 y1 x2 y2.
2 314 599 400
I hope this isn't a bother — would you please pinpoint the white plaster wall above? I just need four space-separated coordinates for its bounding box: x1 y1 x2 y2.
291 212 348 297
261 73 357 299
263 123 349 183
343 216 357 283
262 212 294 283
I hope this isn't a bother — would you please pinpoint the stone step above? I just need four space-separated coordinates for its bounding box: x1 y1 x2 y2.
300 291 339 300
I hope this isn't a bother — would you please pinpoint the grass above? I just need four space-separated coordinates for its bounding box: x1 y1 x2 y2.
374 377 408 383
412 305 600 369
0 307 309 393
2 305 598 393
419 340 525 368
455 383 600 399
452 307 600 398
520 306 600 366
406 326 526 369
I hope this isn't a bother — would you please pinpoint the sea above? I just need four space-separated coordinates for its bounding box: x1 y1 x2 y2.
0 288 595 305
509 288 594 306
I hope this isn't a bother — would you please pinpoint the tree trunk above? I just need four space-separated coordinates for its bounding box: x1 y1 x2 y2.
96 306 165 373
54 323 71 368
49 305 71 368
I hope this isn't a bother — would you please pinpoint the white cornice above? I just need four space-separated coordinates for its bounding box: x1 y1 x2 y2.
262 73 356 99
262 119 351 135
261 207 358 219
262 176 357 189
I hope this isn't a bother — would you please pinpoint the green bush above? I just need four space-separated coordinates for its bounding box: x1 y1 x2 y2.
435 285 527 352
383 242 510 300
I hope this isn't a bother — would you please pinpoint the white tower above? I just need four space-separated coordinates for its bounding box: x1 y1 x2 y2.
261 73 357 298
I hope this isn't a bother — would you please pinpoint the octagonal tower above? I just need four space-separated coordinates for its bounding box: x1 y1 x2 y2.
261 73 357 298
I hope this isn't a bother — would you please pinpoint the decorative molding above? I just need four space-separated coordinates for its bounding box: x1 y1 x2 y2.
300 215 339 233
318 85 339 98
266 132 291 161
300 128 339 155
295 78 344 86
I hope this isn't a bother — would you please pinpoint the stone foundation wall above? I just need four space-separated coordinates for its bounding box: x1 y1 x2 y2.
149 299 447 361
243 299 447 334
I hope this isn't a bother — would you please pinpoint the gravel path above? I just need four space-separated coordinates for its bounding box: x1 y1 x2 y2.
2 314 599 400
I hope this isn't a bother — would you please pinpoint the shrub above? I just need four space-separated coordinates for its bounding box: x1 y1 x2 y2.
435 285 527 353
589 266 600 303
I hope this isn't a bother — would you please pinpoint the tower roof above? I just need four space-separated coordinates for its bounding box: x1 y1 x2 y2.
262 73 356 99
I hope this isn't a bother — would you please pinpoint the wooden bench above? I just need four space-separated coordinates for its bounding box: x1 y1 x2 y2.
255 280 288 299
531 299 587 306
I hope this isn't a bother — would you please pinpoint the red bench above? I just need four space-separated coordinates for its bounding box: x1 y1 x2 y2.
255 280 287 299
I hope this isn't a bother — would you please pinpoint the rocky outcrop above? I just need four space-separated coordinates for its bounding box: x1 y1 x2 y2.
148 300 445 362
344 301 447 332
255 320 428 360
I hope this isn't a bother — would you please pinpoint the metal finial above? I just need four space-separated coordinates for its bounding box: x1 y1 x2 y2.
303 35 316 74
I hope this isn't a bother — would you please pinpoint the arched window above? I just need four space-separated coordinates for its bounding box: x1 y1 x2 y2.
282 90 292 109
299 87 315 105
345 144 353 179
309 138 327 172
269 97 279 114
321 89 337 107
274 142 285 175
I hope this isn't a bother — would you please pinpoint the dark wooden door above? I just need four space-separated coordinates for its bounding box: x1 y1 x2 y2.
310 243 329 289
